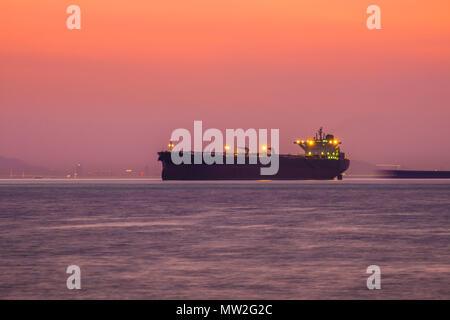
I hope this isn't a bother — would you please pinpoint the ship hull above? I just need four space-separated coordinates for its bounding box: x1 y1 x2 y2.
158 152 350 180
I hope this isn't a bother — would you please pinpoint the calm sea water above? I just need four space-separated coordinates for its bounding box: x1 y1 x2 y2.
0 179 449 299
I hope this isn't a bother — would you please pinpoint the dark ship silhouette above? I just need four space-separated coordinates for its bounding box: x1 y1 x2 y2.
379 170 450 179
158 128 350 180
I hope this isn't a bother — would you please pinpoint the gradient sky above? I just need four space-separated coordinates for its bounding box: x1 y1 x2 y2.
1 0 450 172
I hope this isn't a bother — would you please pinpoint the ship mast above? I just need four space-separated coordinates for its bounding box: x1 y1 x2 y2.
314 127 324 140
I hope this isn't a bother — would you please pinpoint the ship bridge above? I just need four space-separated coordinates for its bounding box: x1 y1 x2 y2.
294 127 343 160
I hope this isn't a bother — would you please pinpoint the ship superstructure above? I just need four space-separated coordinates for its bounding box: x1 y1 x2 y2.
294 127 343 160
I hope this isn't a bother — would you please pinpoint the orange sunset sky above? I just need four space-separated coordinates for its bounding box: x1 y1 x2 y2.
1 0 450 172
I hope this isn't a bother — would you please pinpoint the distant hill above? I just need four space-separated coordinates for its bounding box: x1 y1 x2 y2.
0 155 28 168
0 155 47 177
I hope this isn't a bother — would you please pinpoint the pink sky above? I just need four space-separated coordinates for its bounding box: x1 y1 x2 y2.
1 0 450 172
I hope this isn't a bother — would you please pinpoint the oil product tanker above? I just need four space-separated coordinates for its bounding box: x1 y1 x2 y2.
158 128 350 180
